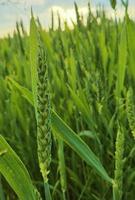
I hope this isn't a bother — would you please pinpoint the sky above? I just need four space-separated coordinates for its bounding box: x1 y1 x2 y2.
0 0 135 37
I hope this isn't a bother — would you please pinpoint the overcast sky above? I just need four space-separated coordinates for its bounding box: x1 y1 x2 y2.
0 0 135 37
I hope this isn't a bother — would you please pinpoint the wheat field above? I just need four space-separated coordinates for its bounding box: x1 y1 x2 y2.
0 1 135 199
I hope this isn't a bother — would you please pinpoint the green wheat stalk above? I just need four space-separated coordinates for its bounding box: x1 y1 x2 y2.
126 88 135 139
113 126 125 200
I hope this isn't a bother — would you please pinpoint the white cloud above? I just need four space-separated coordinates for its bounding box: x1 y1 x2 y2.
46 6 90 28
105 5 135 19
50 6 76 26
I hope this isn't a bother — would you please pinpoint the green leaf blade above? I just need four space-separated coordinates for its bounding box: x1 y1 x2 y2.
51 111 113 184
0 135 36 200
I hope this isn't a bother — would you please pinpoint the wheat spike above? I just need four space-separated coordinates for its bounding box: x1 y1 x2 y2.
36 36 52 183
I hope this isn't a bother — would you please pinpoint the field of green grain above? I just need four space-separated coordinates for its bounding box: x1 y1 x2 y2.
0 1 135 199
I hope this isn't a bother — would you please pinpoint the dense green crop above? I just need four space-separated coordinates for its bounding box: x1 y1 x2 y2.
0 2 135 200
